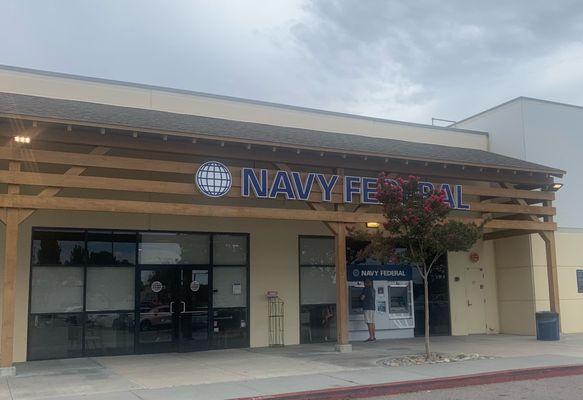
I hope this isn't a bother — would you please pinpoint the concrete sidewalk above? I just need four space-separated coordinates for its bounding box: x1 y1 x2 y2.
3 334 583 400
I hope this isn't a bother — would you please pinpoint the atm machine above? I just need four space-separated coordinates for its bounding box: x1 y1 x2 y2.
347 264 415 340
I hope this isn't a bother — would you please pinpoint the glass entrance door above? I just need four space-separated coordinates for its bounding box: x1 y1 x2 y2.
138 267 210 353
178 268 210 351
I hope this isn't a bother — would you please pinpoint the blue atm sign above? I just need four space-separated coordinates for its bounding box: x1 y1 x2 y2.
348 264 413 282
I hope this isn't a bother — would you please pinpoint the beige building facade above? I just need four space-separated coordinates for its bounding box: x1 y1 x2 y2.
455 98 583 334
0 66 567 368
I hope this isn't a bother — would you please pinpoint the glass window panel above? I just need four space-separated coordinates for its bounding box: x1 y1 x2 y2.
412 256 451 336
212 308 248 349
30 267 84 313
32 229 86 266
88 231 114 265
86 267 135 311
300 266 336 305
138 233 210 265
28 313 83 360
300 304 336 344
84 313 135 356
113 232 137 265
213 234 247 265
300 237 334 266
213 267 247 308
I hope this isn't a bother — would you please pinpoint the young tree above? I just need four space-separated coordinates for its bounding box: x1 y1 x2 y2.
352 174 481 359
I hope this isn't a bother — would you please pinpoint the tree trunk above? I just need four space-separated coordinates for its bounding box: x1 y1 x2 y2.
424 275 431 360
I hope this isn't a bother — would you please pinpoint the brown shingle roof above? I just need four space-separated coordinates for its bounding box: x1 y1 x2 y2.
0 92 564 175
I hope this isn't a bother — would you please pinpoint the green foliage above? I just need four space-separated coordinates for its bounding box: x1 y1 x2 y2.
353 174 481 275
350 174 482 359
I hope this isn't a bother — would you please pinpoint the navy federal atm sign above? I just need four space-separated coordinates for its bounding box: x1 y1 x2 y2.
348 264 413 282
195 161 470 210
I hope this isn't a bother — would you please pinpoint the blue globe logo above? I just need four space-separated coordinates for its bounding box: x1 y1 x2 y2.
195 161 232 197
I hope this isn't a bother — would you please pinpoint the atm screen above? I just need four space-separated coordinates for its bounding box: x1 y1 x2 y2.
389 285 410 315
349 286 363 313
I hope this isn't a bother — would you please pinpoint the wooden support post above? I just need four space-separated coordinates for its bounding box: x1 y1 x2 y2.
1 161 20 369
335 222 351 351
541 231 561 317
1 209 19 368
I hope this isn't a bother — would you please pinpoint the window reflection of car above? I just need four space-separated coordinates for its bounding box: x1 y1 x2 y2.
140 305 172 330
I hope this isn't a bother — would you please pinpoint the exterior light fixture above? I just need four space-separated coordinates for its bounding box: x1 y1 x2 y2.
296 149 301 155
549 183 564 191
66 125 73 132
191 138 197 144
366 222 381 229
132 131 139 138
100 128 106 135
14 136 31 144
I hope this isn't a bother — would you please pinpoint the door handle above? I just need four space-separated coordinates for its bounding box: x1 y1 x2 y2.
467 300 472 307
170 301 175 313
181 301 186 313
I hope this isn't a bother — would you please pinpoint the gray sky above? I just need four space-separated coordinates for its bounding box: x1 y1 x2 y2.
2 0 583 123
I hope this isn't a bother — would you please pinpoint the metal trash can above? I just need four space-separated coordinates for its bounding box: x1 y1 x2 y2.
536 311 560 341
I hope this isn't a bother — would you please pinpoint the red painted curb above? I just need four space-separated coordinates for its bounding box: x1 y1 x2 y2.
231 364 583 400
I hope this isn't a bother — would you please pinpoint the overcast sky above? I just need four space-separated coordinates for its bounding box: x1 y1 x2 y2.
2 0 583 124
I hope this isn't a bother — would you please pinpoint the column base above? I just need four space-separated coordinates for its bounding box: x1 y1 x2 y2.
0 367 15 377
335 344 353 353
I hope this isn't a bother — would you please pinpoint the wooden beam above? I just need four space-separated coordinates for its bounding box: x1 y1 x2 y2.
18 146 110 224
0 194 556 231
0 205 18 368
483 229 538 241
0 169 345 203
463 185 554 201
335 222 349 346
479 219 555 231
0 194 385 223
467 202 555 216
540 231 561 317
0 169 558 213
0 146 195 175
0 147 558 200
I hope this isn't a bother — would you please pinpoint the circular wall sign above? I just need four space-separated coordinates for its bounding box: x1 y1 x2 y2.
470 252 480 263
195 161 232 198
190 281 201 292
151 281 163 293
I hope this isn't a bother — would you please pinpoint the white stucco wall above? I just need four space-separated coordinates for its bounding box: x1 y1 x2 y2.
455 98 580 229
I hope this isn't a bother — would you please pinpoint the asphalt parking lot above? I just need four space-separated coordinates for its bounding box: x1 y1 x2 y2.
375 374 583 400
